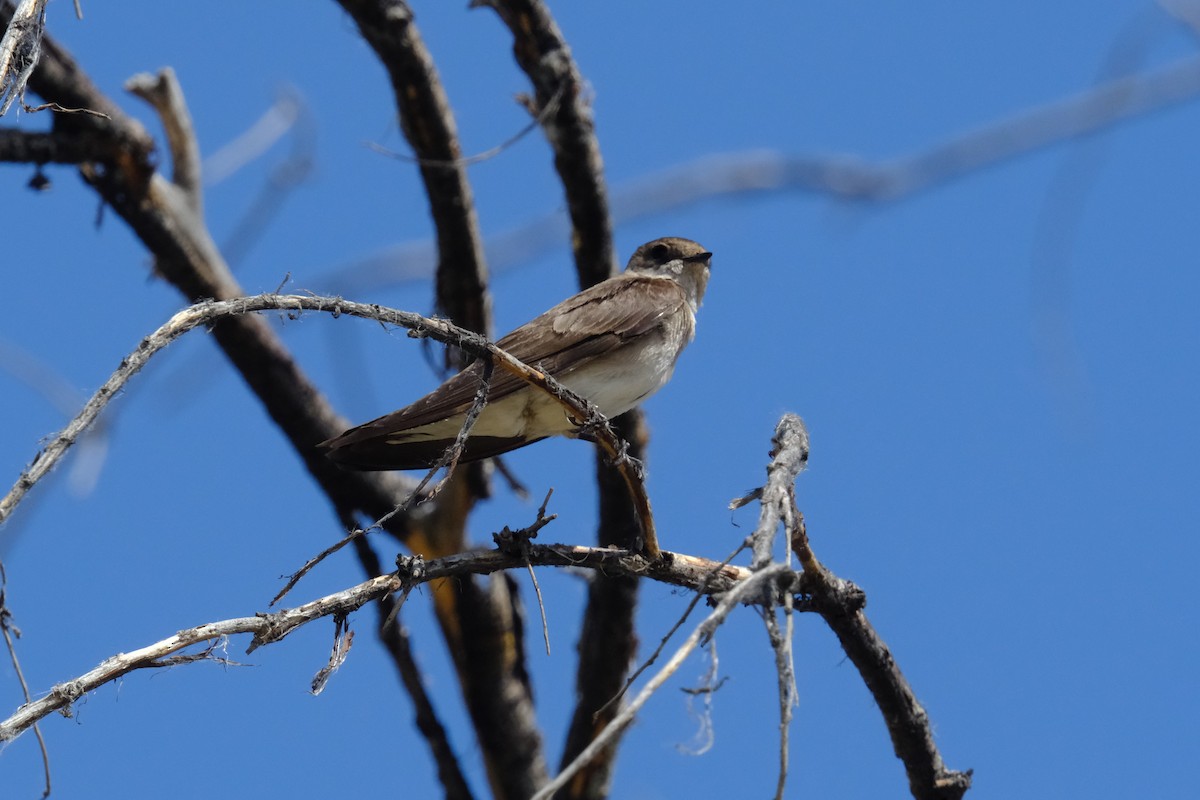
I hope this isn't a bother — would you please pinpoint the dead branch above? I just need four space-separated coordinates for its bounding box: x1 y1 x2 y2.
126 68 202 213
0 127 112 163
733 413 810 570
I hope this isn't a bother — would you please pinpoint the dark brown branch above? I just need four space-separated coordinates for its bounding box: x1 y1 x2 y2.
781 471 971 799
330 12 543 792
478 0 615 287
476 6 645 791
801 565 972 799
0 127 111 163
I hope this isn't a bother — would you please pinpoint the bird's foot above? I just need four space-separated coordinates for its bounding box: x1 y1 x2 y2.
606 439 645 480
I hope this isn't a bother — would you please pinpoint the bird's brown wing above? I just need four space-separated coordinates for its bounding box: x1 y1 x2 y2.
320 275 686 452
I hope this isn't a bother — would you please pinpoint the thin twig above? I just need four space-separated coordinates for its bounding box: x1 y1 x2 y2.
272 529 367 606
532 565 793 800
527 558 550 656
365 79 567 168
732 414 809 570
0 562 50 797
405 355 495 507
492 485 560 662
10 100 106 116
763 598 795 800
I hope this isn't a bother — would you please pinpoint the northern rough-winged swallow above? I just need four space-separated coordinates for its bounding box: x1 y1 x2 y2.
319 237 712 470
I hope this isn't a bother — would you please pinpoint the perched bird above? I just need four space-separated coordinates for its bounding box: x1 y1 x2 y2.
320 237 712 470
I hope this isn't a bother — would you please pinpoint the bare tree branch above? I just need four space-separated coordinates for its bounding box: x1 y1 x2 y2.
126 68 202 213
0 127 111 163
733 414 810 570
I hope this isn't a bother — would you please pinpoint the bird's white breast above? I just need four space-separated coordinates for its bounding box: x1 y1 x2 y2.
560 307 694 419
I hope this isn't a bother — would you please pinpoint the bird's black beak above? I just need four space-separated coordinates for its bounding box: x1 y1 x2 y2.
686 252 713 265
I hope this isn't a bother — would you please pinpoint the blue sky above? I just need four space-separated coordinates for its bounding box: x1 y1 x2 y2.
3 2 1199 797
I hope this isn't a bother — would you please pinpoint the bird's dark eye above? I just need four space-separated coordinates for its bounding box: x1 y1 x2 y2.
649 242 671 261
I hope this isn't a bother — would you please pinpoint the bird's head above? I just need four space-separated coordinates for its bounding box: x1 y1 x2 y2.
626 237 712 311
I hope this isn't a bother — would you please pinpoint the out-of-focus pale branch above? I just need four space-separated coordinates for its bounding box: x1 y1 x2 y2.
327 50 1200 295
